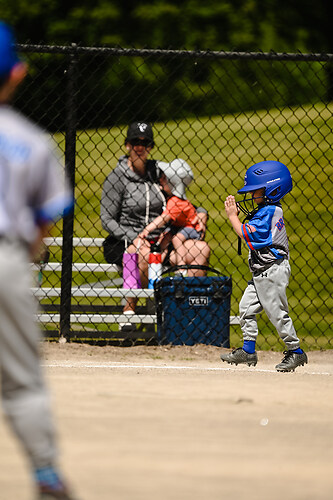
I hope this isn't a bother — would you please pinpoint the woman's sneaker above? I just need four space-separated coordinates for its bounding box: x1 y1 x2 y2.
275 350 308 372
119 310 136 333
220 347 258 367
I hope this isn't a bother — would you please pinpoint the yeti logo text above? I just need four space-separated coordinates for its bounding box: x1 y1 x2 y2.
189 296 208 306
138 123 148 133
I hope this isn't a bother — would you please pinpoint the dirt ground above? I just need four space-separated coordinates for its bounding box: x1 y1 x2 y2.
0 343 332 500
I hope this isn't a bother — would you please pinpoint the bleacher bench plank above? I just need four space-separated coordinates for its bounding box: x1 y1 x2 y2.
31 262 119 273
36 313 156 324
43 237 105 247
36 312 240 325
32 287 155 298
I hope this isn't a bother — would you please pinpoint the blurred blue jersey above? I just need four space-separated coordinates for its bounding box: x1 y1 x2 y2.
0 105 73 245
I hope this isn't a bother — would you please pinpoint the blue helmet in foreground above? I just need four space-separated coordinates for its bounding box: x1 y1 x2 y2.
238 160 292 201
237 160 292 216
0 21 21 77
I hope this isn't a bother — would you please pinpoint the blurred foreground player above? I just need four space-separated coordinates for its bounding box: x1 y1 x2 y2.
0 21 78 499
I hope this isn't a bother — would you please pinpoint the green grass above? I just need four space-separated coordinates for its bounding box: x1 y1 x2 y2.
43 102 333 349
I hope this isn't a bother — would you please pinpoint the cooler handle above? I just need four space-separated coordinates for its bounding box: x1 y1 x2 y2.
162 264 222 276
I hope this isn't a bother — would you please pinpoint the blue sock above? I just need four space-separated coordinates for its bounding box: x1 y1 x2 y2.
292 348 303 354
34 466 63 491
243 340 256 354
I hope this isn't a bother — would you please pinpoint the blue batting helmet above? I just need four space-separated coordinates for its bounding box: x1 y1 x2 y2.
238 160 292 202
237 160 292 216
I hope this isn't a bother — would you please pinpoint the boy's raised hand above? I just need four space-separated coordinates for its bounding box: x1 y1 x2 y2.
225 195 239 217
225 195 243 238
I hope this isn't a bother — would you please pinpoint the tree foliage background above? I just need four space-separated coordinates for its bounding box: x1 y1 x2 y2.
1 0 332 51
1 0 332 130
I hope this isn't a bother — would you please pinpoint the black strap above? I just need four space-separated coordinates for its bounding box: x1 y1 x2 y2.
146 159 159 183
238 211 257 255
238 215 248 255
238 236 242 256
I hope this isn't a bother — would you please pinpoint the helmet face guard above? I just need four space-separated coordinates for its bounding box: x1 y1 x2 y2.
237 160 292 216
237 192 264 217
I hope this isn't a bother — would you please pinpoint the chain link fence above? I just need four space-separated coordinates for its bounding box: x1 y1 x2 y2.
19 45 332 349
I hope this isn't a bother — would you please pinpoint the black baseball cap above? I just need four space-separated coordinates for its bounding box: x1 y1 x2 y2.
125 122 154 146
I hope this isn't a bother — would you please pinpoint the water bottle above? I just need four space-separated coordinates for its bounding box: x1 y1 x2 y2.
148 242 162 289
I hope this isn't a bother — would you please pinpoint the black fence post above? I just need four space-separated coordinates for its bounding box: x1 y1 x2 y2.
60 44 77 340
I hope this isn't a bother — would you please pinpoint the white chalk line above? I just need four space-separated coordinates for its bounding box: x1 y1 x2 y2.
42 361 331 376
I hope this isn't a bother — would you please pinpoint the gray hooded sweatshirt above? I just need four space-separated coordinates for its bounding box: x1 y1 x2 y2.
101 155 166 243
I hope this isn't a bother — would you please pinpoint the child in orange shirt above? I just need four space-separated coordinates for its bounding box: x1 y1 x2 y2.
138 159 204 268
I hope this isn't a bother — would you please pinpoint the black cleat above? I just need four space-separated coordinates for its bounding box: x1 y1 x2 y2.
220 347 258 367
275 350 308 372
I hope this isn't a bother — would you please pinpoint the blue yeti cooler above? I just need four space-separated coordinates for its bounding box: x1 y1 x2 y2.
154 274 231 347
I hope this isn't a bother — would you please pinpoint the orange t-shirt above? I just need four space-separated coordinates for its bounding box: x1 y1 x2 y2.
164 196 200 231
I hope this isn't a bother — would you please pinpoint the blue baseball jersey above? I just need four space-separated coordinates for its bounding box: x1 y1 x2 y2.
241 204 289 274
0 105 73 245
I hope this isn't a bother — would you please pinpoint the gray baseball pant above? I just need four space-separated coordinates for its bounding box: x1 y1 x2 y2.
0 241 58 468
239 259 300 350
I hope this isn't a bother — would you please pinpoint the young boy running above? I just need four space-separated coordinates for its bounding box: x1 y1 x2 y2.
221 160 307 372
